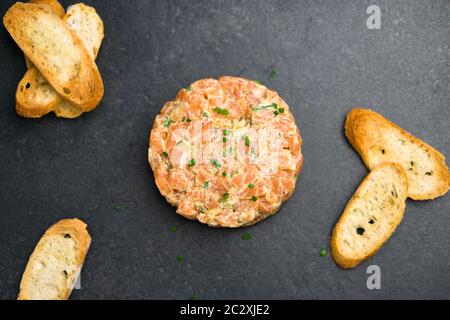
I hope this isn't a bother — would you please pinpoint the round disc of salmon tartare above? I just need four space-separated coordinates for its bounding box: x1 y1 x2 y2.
149 76 303 227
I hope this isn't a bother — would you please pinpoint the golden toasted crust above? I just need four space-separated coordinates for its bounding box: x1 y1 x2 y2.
4 2 104 111
25 57 34 70
345 108 450 200
18 219 91 300
331 163 408 269
29 0 65 18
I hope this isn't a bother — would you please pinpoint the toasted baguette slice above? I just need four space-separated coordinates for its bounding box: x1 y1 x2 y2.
25 0 65 69
50 3 104 118
345 108 450 200
4 2 104 111
64 4 104 60
16 67 61 118
18 219 91 300
14 3 104 118
331 163 408 269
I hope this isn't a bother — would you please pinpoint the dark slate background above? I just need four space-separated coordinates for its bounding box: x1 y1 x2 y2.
0 0 449 300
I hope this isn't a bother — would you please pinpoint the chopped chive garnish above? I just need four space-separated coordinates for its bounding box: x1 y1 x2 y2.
163 117 173 128
270 69 278 79
203 112 209 118
169 226 177 233
213 107 230 116
186 118 192 123
188 159 196 167
203 181 210 189
242 232 252 240
274 108 285 116
176 255 184 262
254 80 262 85
222 171 227 177
210 159 221 169
162 151 168 157
221 192 230 201
320 247 328 257
187 85 192 91
248 183 254 189
253 103 277 112
251 196 257 202
223 130 230 136
244 136 250 147
252 103 284 116
223 137 228 143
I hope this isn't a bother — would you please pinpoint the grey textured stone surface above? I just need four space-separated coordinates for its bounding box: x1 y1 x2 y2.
0 0 449 299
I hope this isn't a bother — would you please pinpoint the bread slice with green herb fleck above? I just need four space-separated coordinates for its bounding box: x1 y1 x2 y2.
18 219 91 300
345 108 450 200
4 2 104 111
331 163 408 269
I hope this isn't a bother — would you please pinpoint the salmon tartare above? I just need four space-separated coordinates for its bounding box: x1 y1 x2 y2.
149 76 303 227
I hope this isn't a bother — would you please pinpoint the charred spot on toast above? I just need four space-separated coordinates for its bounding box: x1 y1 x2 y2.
356 227 365 235
64 234 71 239
369 219 375 224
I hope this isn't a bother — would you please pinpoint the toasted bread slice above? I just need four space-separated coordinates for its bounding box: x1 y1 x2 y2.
13 3 104 118
64 3 104 60
24 1 66 69
18 219 91 300
51 3 104 118
331 163 408 269
345 108 450 200
16 67 61 118
4 2 104 111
